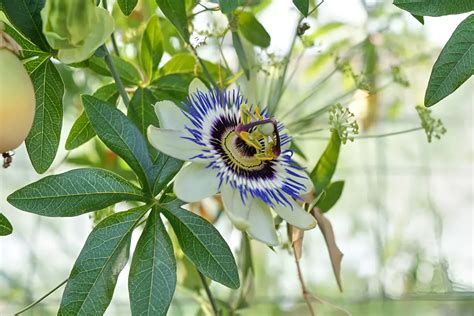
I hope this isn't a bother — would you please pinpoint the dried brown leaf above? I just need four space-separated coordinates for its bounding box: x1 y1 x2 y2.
312 208 344 292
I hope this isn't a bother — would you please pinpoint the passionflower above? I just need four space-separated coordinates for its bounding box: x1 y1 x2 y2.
41 0 114 64
148 79 316 246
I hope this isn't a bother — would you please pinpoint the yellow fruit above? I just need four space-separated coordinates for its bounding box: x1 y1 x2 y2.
0 48 35 153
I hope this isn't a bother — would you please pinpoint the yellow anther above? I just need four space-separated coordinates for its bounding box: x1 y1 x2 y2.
239 131 261 150
255 105 263 120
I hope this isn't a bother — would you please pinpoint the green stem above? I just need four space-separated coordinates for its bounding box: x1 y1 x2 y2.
15 278 68 315
103 46 129 107
198 271 219 315
295 127 423 140
102 0 120 56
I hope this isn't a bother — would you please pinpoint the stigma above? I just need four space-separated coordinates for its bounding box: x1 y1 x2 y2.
235 104 281 161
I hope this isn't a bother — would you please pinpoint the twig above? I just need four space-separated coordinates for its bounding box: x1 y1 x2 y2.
103 46 130 107
290 224 315 316
102 0 120 56
15 278 68 315
198 271 219 315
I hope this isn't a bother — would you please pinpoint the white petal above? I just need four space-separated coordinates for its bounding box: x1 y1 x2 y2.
221 185 279 246
272 196 317 230
221 184 250 230
189 78 209 95
154 100 188 130
247 202 279 246
147 126 202 161
174 163 219 202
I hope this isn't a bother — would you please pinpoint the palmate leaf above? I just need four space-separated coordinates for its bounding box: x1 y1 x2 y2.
425 14 474 107
162 200 240 289
152 154 183 196
66 83 119 150
82 95 154 190
59 205 150 316
1 0 51 51
7 168 146 217
129 207 176 316
24 57 64 174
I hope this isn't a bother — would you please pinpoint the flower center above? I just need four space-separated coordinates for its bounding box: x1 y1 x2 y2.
234 104 281 161
222 131 265 171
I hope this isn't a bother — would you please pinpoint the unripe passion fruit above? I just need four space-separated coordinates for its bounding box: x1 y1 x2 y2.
0 48 36 153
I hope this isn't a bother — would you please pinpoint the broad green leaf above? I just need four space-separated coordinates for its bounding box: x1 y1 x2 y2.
140 16 164 82
162 200 240 289
87 55 142 86
425 14 474 107
25 57 64 174
59 205 149 316
117 0 138 15
82 95 154 189
7 168 146 217
152 154 183 196
238 12 270 48
161 54 230 84
310 131 341 195
128 87 160 158
1 0 50 51
129 208 176 316
155 0 189 41
293 0 309 17
66 84 119 150
393 0 474 17
2 22 47 58
316 181 345 213
219 0 240 13
0 213 13 236
128 88 159 140
149 73 194 104
232 31 250 79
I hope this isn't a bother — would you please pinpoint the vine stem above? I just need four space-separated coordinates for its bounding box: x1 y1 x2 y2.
197 270 219 315
15 278 68 315
102 0 120 56
103 46 130 107
290 229 315 316
294 127 423 140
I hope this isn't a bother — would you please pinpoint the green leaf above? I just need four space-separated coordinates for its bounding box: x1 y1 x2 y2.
7 168 146 217
87 55 142 86
128 87 159 140
238 12 270 48
293 0 309 17
82 95 154 189
149 73 194 104
117 0 138 15
2 22 47 58
66 84 119 150
0 213 13 236
316 181 345 213
411 14 424 25
155 0 189 41
310 131 341 195
425 14 474 107
59 205 149 316
129 208 176 316
152 154 183 196
162 200 240 289
232 31 250 79
1 0 50 51
140 15 164 82
25 57 64 174
219 0 240 13
393 0 474 17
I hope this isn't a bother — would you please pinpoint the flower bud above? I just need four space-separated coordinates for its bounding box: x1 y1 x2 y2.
41 0 114 64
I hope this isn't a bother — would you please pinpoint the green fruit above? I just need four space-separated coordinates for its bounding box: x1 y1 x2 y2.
0 48 35 153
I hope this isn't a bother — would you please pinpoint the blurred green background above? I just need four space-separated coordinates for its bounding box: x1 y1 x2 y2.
1 0 472 315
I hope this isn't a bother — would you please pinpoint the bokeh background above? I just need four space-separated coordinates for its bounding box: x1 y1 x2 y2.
1 0 473 315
